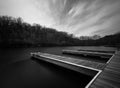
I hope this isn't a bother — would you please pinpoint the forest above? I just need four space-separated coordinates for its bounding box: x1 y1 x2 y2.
0 16 120 48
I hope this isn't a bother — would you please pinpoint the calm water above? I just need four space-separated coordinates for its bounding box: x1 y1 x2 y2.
0 46 115 88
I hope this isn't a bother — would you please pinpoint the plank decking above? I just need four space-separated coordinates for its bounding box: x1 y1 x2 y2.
31 52 105 70
31 52 106 76
89 51 120 88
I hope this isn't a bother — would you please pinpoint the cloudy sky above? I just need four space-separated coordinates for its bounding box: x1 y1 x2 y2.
0 0 120 36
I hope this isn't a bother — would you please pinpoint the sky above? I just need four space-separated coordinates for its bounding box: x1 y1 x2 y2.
0 0 120 36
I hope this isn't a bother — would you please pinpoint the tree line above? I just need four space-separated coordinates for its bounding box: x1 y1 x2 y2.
0 16 80 47
78 33 120 48
0 16 120 48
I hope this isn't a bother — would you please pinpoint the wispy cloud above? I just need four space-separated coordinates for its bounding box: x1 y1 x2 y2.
46 0 120 36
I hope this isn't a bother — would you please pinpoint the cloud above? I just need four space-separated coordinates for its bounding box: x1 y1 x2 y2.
46 0 120 36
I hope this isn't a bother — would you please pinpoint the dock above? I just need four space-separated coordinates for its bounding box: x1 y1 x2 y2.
31 52 105 76
78 49 115 53
31 50 120 88
62 50 113 58
89 51 120 88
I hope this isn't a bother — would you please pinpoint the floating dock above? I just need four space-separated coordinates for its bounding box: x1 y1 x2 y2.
62 50 113 58
89 51 120 88
78 49 115 53
31 50 120 88
31 52 105 76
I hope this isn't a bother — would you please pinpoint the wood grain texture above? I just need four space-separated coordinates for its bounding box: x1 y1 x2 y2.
89 51 120 88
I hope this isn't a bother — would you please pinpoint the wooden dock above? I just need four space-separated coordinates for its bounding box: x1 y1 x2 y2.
89 51 120 88
62 50 113 58
78 49 115 53
31 52 105 76
31 50 120 88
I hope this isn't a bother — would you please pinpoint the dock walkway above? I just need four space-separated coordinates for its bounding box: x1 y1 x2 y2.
89 51 120 88
62 50 113 58
31 52 105 70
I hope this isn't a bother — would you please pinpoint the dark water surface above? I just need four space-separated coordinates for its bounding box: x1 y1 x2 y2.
0 47 108 88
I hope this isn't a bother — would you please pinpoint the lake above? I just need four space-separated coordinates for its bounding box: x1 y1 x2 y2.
0 46 116 88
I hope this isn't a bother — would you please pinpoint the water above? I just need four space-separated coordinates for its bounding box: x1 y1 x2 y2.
0 46 112 88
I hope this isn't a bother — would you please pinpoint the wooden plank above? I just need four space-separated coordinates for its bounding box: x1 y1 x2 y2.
94 78 116 88
102 70 120 80
106 66 120 71
105 67 120 74
98 77 120 87
99 75 120 84
106 62 119 66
